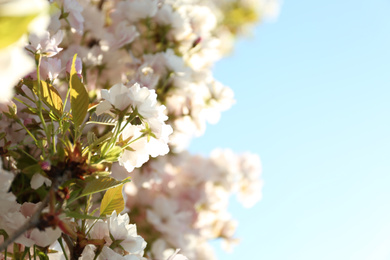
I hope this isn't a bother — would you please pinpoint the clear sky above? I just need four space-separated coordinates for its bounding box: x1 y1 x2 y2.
189 0 390 259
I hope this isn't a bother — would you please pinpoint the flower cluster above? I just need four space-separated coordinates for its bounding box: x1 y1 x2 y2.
111 149 262 259
0 0 278 259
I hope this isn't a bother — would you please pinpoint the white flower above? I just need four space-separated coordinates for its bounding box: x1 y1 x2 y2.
108 211 146 255
26 30 64 57
127 83 160 119
89 220 109 240
97 82 169 118
0 162 20 215
118 125 149 172
118 123 172 172
96 83 132 115
30 227 62 247
0 161 15 192
30 173 52 189
79 244 97 260
146 123 172 157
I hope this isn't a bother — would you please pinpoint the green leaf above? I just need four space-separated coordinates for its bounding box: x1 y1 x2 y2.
66 188 82 205
87 113 116 126
0 14 38 49
87 131 97 145
22 164 43 175
79 176 130 198
100 184 125 216
65 211 102 220
69 54 88 130
104 146 122 162
90 171 111 177
89 131 113 148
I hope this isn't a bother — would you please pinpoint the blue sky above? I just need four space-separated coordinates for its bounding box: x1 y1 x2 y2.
189 0 390 259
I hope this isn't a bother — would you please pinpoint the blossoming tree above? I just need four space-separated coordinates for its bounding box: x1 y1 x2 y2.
0 0 279 259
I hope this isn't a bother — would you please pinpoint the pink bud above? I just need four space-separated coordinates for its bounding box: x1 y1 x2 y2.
66 56 83 75
40 161 51 171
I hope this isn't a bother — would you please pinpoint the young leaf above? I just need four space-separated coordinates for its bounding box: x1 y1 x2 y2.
104 146 122 162
33 80 63 118
87 131 97 145
87 113 116 126
69 54 88 130
79 176 130 198
100 184 125 216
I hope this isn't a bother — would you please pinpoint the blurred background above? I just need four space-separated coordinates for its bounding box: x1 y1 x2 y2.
189 0 390 259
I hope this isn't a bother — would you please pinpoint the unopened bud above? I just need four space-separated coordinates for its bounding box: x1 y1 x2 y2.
39 161 51 171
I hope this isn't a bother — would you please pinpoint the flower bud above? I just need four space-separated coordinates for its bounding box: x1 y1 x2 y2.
39 160 51 171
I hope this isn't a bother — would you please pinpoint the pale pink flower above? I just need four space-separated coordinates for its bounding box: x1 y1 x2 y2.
27 30 64 57
103 21 139 50
63 0 84 34
40 58 62 80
